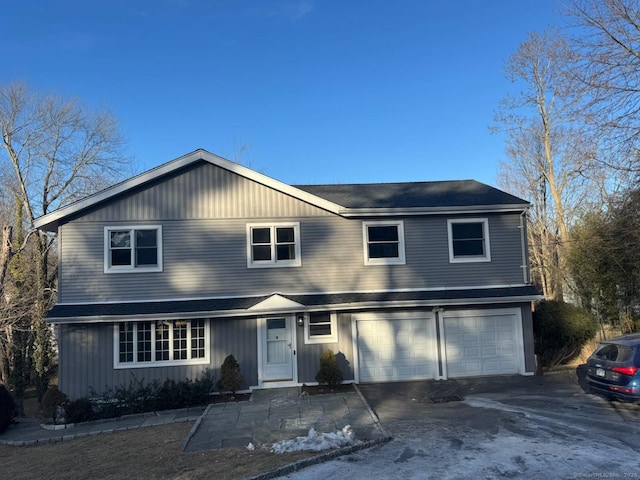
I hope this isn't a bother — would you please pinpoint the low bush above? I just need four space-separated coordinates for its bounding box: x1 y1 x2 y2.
157 370 216 409
217 355 243 394
64 397 95 423
533 299 598 368
0 385 16 433
315 349 343 387
71 369 215 422
42 386 68 424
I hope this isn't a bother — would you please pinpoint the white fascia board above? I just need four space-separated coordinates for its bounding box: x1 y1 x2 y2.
339 204 531 217
33 149 345 232
46 294 542 324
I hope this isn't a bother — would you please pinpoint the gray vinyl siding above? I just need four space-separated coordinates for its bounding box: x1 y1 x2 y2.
55 317 259 400
57 160 527 303
296 313 354 383
72 161 333 222
59 213 526 303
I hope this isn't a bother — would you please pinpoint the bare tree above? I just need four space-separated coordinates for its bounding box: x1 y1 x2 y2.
0 81 131 404
493 29 604 300
566 0 640 171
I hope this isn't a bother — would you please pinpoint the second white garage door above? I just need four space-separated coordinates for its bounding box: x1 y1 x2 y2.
355 312 438 382
443 309 522 378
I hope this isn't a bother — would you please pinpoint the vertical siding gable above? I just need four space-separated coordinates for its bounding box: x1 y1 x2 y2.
71 161 333 222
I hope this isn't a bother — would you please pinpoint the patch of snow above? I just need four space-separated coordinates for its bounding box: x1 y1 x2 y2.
246 442 255 451
271 425 360 453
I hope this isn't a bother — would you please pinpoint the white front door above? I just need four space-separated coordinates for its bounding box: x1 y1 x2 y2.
260 316 295 383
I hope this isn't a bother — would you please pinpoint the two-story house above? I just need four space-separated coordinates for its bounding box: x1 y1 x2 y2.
34 149 541 399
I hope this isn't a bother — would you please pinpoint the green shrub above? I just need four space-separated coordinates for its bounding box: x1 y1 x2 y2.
0 385 16 433
533 299 598 368
315 349 343 388
85 370 215 420
90 376 159 418
64 397 95 423
157 369 215 409
42 386 68 424
217 355 243 394
190 369 215 404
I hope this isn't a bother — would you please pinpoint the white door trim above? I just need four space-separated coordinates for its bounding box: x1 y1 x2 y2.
257 315 298 387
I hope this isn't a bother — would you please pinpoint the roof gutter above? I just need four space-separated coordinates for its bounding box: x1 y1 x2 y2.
339 203 530 217
46 293 542 324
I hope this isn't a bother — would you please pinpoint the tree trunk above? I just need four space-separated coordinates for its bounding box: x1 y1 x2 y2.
33 233 53 402
0 225 12 290
0 338 9 386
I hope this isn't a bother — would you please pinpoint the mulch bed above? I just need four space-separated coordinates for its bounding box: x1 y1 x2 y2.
209 393 252 404
300 384 356 395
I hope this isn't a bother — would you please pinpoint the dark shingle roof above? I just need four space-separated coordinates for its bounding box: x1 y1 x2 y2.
294 180 528 209
46 286 540 320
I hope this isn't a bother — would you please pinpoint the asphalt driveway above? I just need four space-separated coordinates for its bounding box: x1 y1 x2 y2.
281 370 640 479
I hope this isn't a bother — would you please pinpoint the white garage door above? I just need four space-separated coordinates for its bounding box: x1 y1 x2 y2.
444 310 521 378
356 312 437 382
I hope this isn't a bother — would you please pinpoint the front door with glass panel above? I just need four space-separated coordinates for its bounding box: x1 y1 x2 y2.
262 316 294 382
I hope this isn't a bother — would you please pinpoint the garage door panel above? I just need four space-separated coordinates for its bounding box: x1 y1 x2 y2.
445 310 521 378
463 346 480 356
483 345 498 356
357 314 437 382
481 331 497 342
483 361 499 374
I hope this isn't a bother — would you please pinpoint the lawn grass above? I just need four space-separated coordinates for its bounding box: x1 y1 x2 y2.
2 422 317 480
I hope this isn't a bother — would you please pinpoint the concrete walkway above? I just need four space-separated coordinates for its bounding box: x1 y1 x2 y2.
0 385 388 452
183 386 388 451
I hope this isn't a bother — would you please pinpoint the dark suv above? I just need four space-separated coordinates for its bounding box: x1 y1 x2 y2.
585 333 640 402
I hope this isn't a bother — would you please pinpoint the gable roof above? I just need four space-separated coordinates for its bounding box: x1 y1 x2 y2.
33 149 529 232
295 181 528 214
33 149 343 232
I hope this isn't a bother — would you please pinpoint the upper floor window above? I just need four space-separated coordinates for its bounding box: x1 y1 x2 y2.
246 223 301 268
363 221 406 265
447 218 491 263
104 226 163 273
114 319 209 368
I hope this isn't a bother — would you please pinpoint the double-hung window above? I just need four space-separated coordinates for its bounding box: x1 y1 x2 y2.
247 223 301 268
105 226 163 273
447 218 491 262
115 319 209 368
363 221 406 265
304 312 338 344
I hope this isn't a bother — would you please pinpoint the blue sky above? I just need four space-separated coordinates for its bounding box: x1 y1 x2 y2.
3 0 563 187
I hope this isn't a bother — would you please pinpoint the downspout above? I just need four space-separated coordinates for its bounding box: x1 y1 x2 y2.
519 209 530 284
433 306 445 379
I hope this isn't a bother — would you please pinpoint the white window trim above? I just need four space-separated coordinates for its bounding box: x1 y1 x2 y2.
104 225 163 273
246 222 302 268
362 221 406 265
304 312 338 344
113 319 210 369
447 218 491 263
